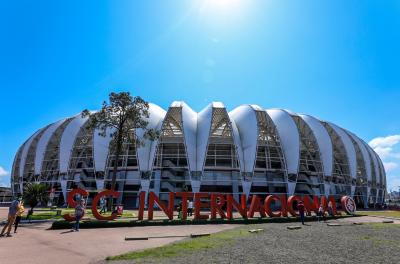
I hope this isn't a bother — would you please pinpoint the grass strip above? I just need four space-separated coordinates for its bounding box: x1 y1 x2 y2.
106 227 251 261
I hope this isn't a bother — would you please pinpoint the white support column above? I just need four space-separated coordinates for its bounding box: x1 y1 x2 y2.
153 171 161 197
240 172 253 198
241 180 252 199
140 179 151 208
95 180 104 191
324 183 331 196
232 178 239 202
287 182 296 196
190 171 202 193
351 185 356 198
60 180 67 205
191 180 201 193
363 192 369 209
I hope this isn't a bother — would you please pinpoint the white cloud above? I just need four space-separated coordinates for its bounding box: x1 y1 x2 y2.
0 166 9 177
369 135 400 149
383 162 398 172
369 135 400 160
373 147 393 159
369 135 400 191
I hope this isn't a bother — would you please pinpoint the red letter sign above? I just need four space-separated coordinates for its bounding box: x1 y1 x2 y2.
91 190 120 221
175 192 194 220
194 193 210 220
287 195 302 216
138 191 146 220
247 195 266 218
264 195 285 217
210 193 226 219
148 192 175 220
226 194 247 219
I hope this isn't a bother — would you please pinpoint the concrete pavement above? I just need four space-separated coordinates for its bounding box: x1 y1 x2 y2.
0 221 237 264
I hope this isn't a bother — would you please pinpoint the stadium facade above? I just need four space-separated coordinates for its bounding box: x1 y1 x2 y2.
11 102 386 208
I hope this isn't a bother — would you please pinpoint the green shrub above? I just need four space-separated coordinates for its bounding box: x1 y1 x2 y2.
50 215 357 230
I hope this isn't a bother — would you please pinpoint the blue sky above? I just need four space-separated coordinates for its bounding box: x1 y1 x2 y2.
0 0 399 191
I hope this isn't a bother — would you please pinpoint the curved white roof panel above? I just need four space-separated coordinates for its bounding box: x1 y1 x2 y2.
380 157 385 186
59 115 88 173
180 102 198 172
347 132 372 182
34 119 67 175
19 128 45 177
299 114 333 177
375 152 385 186
229 115 245 173
229 105 258 173
196 103 214 171
328 123 357 180
211 102 225 108
12 146 23 177
266 109 300 174
136 103 166 172
365 143 380 185
93 127 114 172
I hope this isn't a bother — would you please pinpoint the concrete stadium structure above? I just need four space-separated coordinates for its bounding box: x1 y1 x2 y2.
11 102 386 208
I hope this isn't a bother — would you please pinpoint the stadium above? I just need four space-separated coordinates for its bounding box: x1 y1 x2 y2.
11 102 386 209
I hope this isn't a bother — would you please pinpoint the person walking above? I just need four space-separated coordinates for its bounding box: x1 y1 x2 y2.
1 197 21 237
14 201 25 233
26 208 33 223
328 201 334 219
73 199 85 232
188 200 193 217
177 202 182 219
318 204 326 222
298 201 305 225
99 197 107 214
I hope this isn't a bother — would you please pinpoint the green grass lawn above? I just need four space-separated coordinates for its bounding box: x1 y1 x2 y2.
105 222 400 263
106 227 251 261
360 223 400 247
357 210 400 218
25 208 137 221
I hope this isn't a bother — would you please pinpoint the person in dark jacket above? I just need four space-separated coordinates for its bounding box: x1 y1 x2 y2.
14 201 25 233
298 201 305 225
318 204 326 222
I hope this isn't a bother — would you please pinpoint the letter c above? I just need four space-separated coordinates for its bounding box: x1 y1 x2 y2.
91 190 120 221
264 195 282 217
287 195 302 217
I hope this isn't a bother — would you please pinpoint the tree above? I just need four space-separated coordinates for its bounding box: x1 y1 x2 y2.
23 183 49 213
82 92 158 209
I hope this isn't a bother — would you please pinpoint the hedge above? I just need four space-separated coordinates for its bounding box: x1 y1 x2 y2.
50 214 358 230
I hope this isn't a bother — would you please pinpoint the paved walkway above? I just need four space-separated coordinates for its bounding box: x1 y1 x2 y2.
0 207 9 219
338 215 400 224
0 221 237 264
